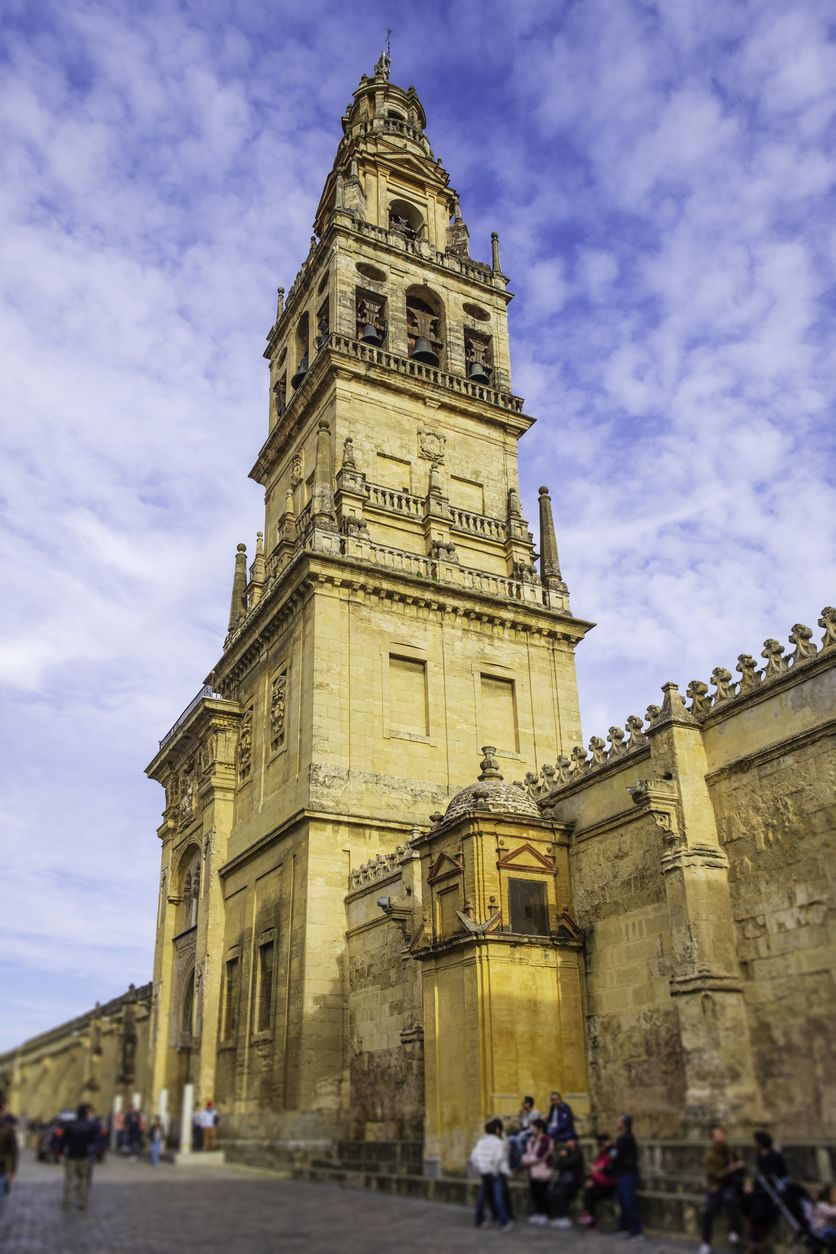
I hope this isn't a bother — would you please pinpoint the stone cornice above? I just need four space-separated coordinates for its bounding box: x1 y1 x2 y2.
146 697 241 779
705 716 836 784
215 547 594 690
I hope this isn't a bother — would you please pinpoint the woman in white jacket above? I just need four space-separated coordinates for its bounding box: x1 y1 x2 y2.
470 1119 514 1231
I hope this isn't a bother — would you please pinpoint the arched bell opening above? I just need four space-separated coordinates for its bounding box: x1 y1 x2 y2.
388 198 424 241
464 328 494 385
406 285 444 368
356 288 387 346
291 313 310 389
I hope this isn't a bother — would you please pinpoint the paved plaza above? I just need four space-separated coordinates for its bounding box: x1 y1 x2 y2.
1 1150 697 1254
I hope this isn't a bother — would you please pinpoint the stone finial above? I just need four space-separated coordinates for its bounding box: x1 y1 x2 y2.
761 638 788 679
710 666 736 704
654 682 699 728
645 703 661 726
523 771 539 799
607 726 627 758
570 745 589 777
507 487 523 520
819 606 836 652
588 736 607 767
736 653 761 693
537 486 565 585
789 623 818 667
429 811 444 827
625 714 647 750
227 543 248 631
478 746 502 781
491 232 502 274
686 679 712 717
275 286 285 322
554 755 572 784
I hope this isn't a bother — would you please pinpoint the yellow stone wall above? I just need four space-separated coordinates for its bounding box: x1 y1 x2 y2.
0 985 152 1125
545 641 835 1141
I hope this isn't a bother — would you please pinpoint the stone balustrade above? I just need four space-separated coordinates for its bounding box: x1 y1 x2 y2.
326 333 524 413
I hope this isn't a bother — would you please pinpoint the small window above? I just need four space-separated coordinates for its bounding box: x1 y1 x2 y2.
437 886 461 939
257 940 275 1033
222 957 240 1041
508 879 549 936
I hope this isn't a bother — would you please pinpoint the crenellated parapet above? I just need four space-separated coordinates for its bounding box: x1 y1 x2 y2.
349 843 414 890
522 707 656 802
520 607 835 806
684 608 834 718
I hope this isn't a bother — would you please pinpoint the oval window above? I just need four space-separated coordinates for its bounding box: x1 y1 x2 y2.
356 262 387 283
463 302 490 322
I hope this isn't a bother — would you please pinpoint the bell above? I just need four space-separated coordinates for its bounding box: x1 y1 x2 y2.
361 322 383 346
290 355 309 390
467 360 490 384
410 336 439 366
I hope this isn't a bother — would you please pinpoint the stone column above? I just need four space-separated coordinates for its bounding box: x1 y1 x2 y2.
179 1082 194 1154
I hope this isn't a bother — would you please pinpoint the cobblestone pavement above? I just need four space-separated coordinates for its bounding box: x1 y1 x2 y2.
1 1150 697 1254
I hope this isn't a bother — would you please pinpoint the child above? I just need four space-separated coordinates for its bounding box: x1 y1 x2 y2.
470 1118 514 1232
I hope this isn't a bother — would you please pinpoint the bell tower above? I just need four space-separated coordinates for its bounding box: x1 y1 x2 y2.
147 56 593 1153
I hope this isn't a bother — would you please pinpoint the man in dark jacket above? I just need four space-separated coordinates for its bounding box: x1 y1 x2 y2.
611 1114 642 1237
61 1103 98 1211
0 1098 18 1219
546 1091 577 1142
700 1125 745 1253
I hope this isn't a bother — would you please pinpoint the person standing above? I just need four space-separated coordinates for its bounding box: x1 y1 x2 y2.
611 1114 643 1238
0 1098 19 1219
699 1125 745 1254
61 1103 98 1211
200 1101 218 1151
124 1105 142 1160
470 1118 514 1231
546 1091 577 1143
149 1116 164 1166
744 1131 788 1250
522 1118 554 1225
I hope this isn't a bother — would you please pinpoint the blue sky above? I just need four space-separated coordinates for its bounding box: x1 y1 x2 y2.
1 0 834 1049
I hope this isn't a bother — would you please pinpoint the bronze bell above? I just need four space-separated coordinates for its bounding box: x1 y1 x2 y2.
361 322 383 346
410 336 439 366
467 360 490 384
290 355 309 389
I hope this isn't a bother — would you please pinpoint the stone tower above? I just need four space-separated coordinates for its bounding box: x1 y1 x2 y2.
146 56 592 1151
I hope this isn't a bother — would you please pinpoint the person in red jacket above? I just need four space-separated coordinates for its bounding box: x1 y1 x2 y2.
577 1133 618 1229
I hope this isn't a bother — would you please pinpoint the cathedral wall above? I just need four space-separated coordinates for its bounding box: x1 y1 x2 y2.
703 677 835 1137
344 857 424 1141
567 765 687 1138
0 985 152 1124
560 648 835 1141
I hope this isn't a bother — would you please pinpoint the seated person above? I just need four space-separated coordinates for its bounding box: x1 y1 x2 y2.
507 1096 541 1169
577 1134 617 1228
549 1137 585 1228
